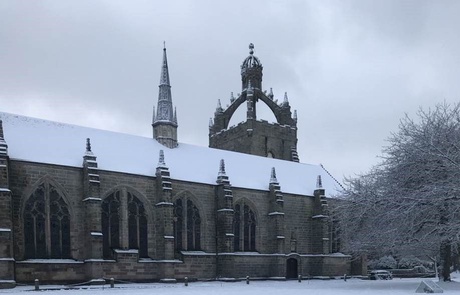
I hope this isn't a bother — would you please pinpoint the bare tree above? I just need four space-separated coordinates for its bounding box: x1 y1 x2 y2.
336 102 460 281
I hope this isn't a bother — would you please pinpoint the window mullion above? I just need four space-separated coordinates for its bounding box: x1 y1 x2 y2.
45 182 51 257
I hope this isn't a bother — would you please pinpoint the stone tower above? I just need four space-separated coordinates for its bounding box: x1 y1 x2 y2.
209 43 299 162
152 45 178 148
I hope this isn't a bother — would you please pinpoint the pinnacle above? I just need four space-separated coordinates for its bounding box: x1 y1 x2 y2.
316 175 323 189
270 167 278 184
158 150 166 167
218 159 226 176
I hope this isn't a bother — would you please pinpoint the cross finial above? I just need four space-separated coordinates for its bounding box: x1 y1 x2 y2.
249 43 254 55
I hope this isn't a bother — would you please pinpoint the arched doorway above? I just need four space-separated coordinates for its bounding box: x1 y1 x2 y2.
286 258 298 279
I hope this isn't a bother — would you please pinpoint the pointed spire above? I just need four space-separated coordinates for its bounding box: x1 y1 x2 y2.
209 118 214 128
158 150 166 167
268 88 274 99
173 107 177 124
160 45 170 86
230 92 235 103
270 167 278 184
316 175 323 189
154 44 175 124
152 106 156 123
153 44 178 148
218 159 226 176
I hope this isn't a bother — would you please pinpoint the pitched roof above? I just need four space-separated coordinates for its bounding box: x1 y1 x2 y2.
0 112 342 197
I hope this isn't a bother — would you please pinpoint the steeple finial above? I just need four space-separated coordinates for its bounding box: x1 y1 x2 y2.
152 106 156 123
268 87 274 99
230 92 235 103
209 118 214 128
173 107 177 124
218 159 226 176
270 167 278 184
158 150 166 167
316 175 323 189
293 110 297 122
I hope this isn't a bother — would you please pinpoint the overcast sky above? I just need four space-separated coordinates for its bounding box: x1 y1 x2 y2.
1 0 460 182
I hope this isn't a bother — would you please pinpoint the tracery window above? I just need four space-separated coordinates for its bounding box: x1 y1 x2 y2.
24 182 71 259
174 197 201 251
102 190 148 259
234 203 256 252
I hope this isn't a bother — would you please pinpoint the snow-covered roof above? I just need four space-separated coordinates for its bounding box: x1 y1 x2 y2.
0 112 342 197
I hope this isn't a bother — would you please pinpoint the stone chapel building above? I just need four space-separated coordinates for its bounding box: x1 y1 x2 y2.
0 44 349 286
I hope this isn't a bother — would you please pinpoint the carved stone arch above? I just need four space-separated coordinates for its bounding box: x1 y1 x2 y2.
233 197 260 223
220 90 288 130
173 190 206 222
21 175 73 218
102 185 153 224
220 94 247 129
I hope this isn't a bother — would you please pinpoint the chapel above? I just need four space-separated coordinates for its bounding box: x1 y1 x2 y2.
0 44 349 286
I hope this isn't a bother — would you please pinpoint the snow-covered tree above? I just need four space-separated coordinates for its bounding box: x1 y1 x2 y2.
336 102 460 281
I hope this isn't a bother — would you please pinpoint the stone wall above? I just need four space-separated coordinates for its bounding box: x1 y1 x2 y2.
6 159 349 284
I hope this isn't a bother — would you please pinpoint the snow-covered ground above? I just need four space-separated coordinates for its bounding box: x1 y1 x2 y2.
1 276 459 295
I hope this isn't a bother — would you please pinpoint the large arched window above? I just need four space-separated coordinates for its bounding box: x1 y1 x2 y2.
173 197 201 251
102 190 148 259
234 203 256 252
24 182 71 259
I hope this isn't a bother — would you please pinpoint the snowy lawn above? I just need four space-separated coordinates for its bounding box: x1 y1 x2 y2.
1 278 459 295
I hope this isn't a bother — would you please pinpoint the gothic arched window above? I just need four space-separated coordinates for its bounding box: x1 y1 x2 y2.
128 192 148 257
24 183 71 259
234 203 256 252
102 190 148 259
102 191 120 259
173 197 201 251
